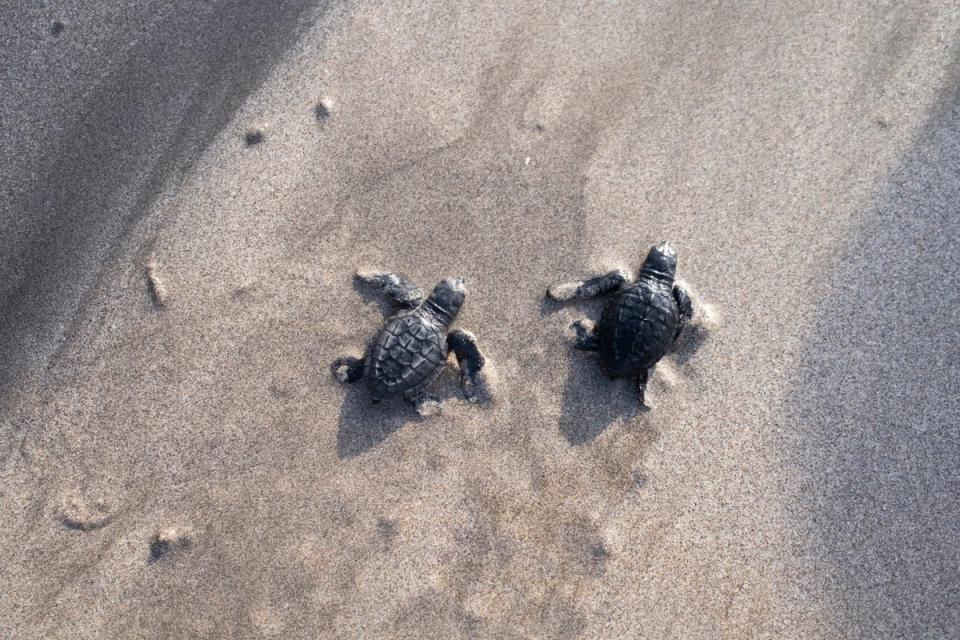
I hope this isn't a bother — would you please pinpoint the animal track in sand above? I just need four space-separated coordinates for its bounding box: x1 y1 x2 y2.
57 492 116 532
632 470 648 489
376 517 398 544
558 519 610 579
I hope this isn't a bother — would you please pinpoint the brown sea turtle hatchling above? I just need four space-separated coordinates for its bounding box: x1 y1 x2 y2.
333 270 486 415
547 241 693 406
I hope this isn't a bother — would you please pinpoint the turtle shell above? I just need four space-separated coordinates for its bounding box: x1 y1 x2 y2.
364 309 448 400
598 279 678 379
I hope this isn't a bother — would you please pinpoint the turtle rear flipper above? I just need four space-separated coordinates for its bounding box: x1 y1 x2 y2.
332 356 365 384
571 319 600 351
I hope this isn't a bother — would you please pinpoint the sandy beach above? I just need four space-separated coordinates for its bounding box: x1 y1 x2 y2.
2 1 959 638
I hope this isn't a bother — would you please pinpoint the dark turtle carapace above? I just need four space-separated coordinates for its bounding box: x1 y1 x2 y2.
547 242 693 405
333 270 486 414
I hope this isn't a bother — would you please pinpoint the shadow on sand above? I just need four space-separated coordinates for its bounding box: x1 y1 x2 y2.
335 371 473 459
335 389 421 459
334 275 430 458
544 283 714 446
787 90 960 636
542 296 643 445
0 0 327 392
557 354 644 445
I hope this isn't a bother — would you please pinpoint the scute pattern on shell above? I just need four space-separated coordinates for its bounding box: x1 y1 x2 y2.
365 310 448 399
598 279 679 378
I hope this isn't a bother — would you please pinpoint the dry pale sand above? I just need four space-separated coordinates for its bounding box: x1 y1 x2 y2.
2 1 959 638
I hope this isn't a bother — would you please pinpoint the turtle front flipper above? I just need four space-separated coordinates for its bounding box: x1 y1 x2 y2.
356 269 424 309
672 282 694 340
447 329 486 402
571 319 600 351
332 356 365 384
547 269 629 302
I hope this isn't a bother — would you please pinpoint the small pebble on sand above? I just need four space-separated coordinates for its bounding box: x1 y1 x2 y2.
315 97 333 121
148 527 194 564
145 260 168 308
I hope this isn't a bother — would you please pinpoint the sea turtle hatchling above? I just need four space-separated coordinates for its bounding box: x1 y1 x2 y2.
332 270 486 415
547 241 693 406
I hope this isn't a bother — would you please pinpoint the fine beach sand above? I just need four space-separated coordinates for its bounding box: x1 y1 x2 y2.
2 2 959 638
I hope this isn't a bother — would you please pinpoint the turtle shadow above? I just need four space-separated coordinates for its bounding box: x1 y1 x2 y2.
351 277 399 318
335 387 420 459
538 296 565 317
672 322 711 366
538 294 603 319
541 297 641 444
334 366 467 458
558 352 643 446
334 278 412 459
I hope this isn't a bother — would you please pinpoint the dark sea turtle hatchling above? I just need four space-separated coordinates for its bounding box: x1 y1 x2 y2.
332 270 486 414
547 241 693 406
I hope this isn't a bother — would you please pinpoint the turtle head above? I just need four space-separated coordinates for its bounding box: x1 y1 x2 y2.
639 241 677 283
425 277 466 325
